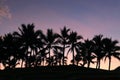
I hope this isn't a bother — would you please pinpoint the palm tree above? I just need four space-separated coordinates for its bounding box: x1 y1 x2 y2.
36 47 48 66
1 33 21 69
12 33 26 68
74 54 82 66
80 39 95 68
67 31 83 65
13 24 42 67
40 29 59 66
92 35 105 69
53 46 68 66
102 38 120 70
58 26 70 65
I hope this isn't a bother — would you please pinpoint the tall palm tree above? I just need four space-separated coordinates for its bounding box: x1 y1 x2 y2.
102 38 120 70
67 31 83 65
58 26 70 65
92 35 105 69
40 29 59 66
13 24 42 67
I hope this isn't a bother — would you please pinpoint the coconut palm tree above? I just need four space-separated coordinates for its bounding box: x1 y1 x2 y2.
102 38 120 70
74 54 82 66
1 33 22 69
36 47 48 66
80 39 95 68
40 29 59 66
58 26 70 65
53 46 68 66
67 31 83 65
13 24 42 67
92 35 105 69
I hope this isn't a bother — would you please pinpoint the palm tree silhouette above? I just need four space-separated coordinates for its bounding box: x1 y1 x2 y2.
80 39 95 68
36 48 48 66
12 32 26 68
13 24 42 67
1 33 21 69
74 54 82 66
0 24 120 71
40 29 59 66
67 31 83 65
102 38 120 70
53 46 67 66
92 35 105 69
58 26 70 65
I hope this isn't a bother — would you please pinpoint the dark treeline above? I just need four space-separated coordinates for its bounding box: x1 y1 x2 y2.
0 24 120 70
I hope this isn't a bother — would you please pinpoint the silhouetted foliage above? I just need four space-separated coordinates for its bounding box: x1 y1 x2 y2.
0 23 119 70
92 35 105 69
102 38 120 70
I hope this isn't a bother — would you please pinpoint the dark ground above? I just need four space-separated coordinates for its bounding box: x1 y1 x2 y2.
0 65 119 80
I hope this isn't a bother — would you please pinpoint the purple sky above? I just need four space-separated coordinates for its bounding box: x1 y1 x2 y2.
0 0 120 69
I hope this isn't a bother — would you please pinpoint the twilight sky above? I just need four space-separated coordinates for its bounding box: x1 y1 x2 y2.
0 0 120 70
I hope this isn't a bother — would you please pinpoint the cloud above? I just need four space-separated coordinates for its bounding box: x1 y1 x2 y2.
0 0 11 20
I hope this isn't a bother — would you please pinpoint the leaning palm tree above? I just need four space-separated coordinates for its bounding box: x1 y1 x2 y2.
102 38 120 71
13 24 42 67
92 35 105 69
67 31 83 65
40 29 59 66
58 26 70 65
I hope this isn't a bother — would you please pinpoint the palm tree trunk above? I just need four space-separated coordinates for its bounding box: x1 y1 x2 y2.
87 61 90 68
96 59 98 69
96 59 99 69
43 58 44 66
48 48 51 66
77 61 79 66
21 60 24 68
63 45 65 65
73 49 75 65
98 60 100 69
49 48 50 59
108 57 111 71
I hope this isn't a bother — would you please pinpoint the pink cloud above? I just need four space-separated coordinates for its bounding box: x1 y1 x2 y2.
0 0 11 21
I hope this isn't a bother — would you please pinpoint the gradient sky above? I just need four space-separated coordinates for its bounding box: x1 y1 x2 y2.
0 0 120 70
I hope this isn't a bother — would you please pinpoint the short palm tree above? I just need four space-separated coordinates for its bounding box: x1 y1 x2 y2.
102 38 120 70
36 48 48 66
74 54 82 66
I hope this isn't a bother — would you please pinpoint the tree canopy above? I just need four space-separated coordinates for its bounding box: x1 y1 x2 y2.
0 24 120 70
